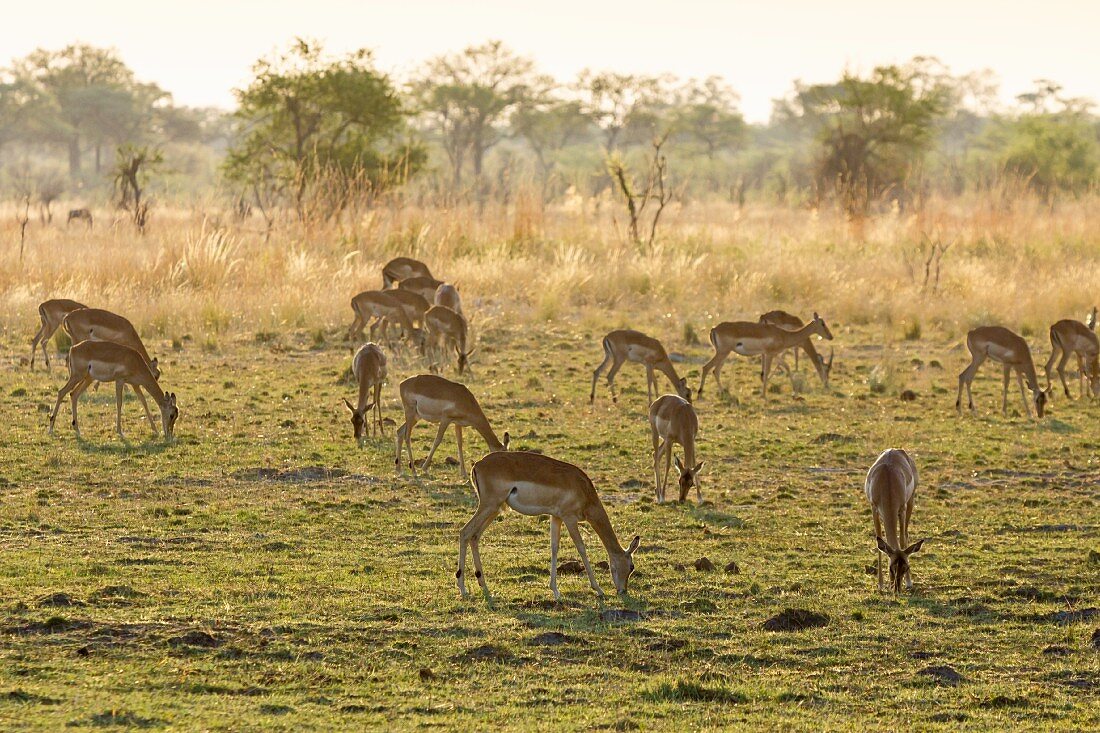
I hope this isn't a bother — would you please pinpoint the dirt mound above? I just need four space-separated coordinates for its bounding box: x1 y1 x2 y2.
919 665 964 685
762 608 829 632
232 466 348 482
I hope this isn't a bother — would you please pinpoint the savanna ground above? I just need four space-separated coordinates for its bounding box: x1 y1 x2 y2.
0 197 1098 730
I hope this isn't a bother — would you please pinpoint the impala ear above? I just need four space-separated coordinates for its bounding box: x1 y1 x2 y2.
342 398 355 413
692 461 704 474
813 311 820 321
674 455 684 473
626 535 641 555
502 431 511 449
876 536 894 556
903 539 925 556
151 357 158 367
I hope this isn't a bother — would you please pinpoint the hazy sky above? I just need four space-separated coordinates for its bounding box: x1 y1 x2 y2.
3 0 1098 121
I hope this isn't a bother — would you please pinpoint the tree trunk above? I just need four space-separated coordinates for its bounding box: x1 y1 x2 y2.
68 136 82 179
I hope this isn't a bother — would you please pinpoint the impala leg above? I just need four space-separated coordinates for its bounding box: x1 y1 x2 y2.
1074 353 1085 399
564 519 604 597
761 353 775 402
420 419 450 472
347 312 364 341
645 367 655 404
549 516 562 601
396 416 419 477
1015 370 1032 418
1043 344 1060 393
903 497 914 590
457 502 501 599
115 381 127 440
1056 350 1072 398
873 511 884 592
30 321 48 370
373 382 384 436
132 385 157 437
454 425 467 478
651 424 663 502
957 352 985 413
605 357 625 404
662 442 674 502
50 371 86 435
590 343 614 403
1000 364 1011 415
69 376 93 438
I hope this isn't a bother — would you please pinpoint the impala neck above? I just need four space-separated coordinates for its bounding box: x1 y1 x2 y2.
469 408 505 451
657 360 682 389
140 371 167 407
1021 354 1040 392
782 321 820 348
585 500 626 558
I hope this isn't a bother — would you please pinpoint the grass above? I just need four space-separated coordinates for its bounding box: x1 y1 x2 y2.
0 316 1098 730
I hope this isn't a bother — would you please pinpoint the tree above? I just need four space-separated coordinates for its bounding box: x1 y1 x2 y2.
776 58 955 215
671 77 746 159
412 41 537 187
512 98 591 184
575 71 665 150
224 39 422 220
11 45 166 179
113 144 162 233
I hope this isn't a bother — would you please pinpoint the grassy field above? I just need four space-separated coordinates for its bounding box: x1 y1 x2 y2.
0 310 1097 730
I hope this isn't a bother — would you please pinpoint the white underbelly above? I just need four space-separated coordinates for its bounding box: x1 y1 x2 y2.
732 338 766 356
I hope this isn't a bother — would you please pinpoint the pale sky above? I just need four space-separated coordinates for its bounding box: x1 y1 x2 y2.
3 0 1098 122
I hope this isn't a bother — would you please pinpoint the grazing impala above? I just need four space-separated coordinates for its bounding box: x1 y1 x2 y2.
698 313 833 401
865 449 924 594
49 341 178 441
759 310 834 387
347 291 417 345
395 374 509 479
648 395 703 503
343 343 387 444
63 308 160 379
956 326 1047 418
590 330 690 404
434 283 463 316
30 299 87 370
66 208 93 227
385 289 432 335
398 275 446 303
1043 318 1100 400
382 257 433 289
424 305 472 374
459 451 641 601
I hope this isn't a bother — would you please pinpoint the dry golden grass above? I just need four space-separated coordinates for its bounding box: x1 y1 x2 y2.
3 192 1098 348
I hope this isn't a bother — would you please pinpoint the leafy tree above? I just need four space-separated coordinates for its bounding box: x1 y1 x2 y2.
776 58 955 214
224 39 422 219
412 41 536 187
575 71 664 150
671 77 746 159
11 45 166 178
512 98 591 183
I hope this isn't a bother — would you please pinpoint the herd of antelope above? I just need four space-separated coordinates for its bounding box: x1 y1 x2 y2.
28 256 1100 601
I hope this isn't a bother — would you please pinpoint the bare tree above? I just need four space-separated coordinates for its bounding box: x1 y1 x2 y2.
606 132 678 251
112 144 162 233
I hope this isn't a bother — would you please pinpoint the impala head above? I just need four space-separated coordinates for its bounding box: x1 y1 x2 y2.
161 392 179 439
1033 387 1048 418
342 398 375 445
610 535 642 594
673 456 705 502
456 346 476 375
812 312 834 340
149 357 161 380
676 377 692 403
1088 357 1100 398
876 536 924 594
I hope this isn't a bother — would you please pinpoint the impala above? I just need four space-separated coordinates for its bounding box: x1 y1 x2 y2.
865 449 924 594
395 374 509 479
66 208 93 227
49 341 178 441
956 326 1047 418
398 275 446 303
30 299 87 370
590 330 690 404
459 451 641 601
1044 318 1100 400
434 283 463 316
424 305 473 374
698 313 833 401
758 310 834 387
648 394 703 503
63 308 161 379
385 289 432 335
347 291 417 345
343 343 387 444
382 257 433 289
